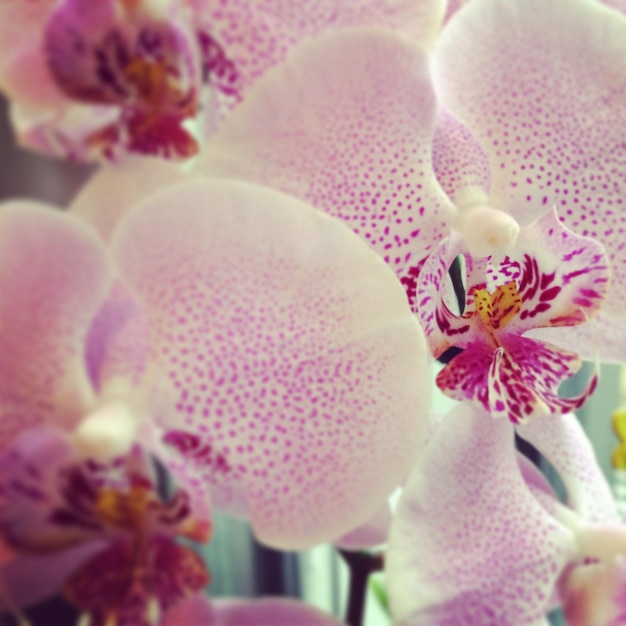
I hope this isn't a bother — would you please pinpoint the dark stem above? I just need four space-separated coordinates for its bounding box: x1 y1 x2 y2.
338 550 384 626
448 255 466 315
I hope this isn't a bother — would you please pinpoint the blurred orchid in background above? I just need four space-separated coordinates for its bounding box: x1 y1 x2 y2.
0 0 444 161
0 428 211 625
0 178 429 621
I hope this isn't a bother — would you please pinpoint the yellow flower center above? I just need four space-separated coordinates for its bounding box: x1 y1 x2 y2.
473 280 522 332
95 483 152 531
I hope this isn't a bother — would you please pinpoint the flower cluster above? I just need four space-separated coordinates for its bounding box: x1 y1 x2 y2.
2 0 626 625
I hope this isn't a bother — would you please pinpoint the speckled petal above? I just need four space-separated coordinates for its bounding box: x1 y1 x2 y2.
517 413 618 524
191 0 446 114
0 203 113 452
491 335 597 425
416 233 478 356
386 403 576 626
69 157 189 240
112 179 429 549
195 28 454 311
436 342 492 408
432 0 626 346
507 209 609 336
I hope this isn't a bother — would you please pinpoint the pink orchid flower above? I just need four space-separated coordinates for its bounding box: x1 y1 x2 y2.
0 178 429 554
195 0 626 403
386 402 622 626
416 211 609 424
0 427 211 625
0 0 444 161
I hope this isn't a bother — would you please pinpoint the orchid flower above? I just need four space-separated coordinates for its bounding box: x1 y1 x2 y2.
416 211 609 424
386 402 622 626
0 178 429 616
195 0 626 415
0 427 211 625
0 0 444 161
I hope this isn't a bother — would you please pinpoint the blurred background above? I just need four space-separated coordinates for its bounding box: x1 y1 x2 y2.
0 94 623 626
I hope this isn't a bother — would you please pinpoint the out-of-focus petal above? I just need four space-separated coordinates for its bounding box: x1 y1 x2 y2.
333 502 391 550
0 0 65 111
0 203 113 452
195 28 453 311
45 0 198 110
161 593 216 625
561 557 626 626
386 403 576 626
432 0 626 356
517 413 619 524
191 0 446 114
213 597 346 626
0 541 106 611
84 281 150 395
9 100 119 161
69 157 189 241
162 595 347 626
112 179 430 549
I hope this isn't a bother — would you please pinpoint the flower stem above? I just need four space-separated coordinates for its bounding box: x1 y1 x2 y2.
338 550 384 626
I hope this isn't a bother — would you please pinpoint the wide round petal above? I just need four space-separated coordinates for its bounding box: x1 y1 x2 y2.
0 203 113 452
517 412 619 524
191 0 445 115
162 595 346 626
69 157 189 241
195 28 454 311
111 179 429 550
386 403 576 626
432 0 626 357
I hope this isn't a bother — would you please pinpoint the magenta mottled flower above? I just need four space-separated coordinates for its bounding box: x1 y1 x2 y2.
386 403 622 625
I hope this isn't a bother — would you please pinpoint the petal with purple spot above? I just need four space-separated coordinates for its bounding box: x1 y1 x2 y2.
195 29 454 311
517 412 618 524
111 179 430 549
432 0 626 342
190 0 446 115
386 403 576 626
